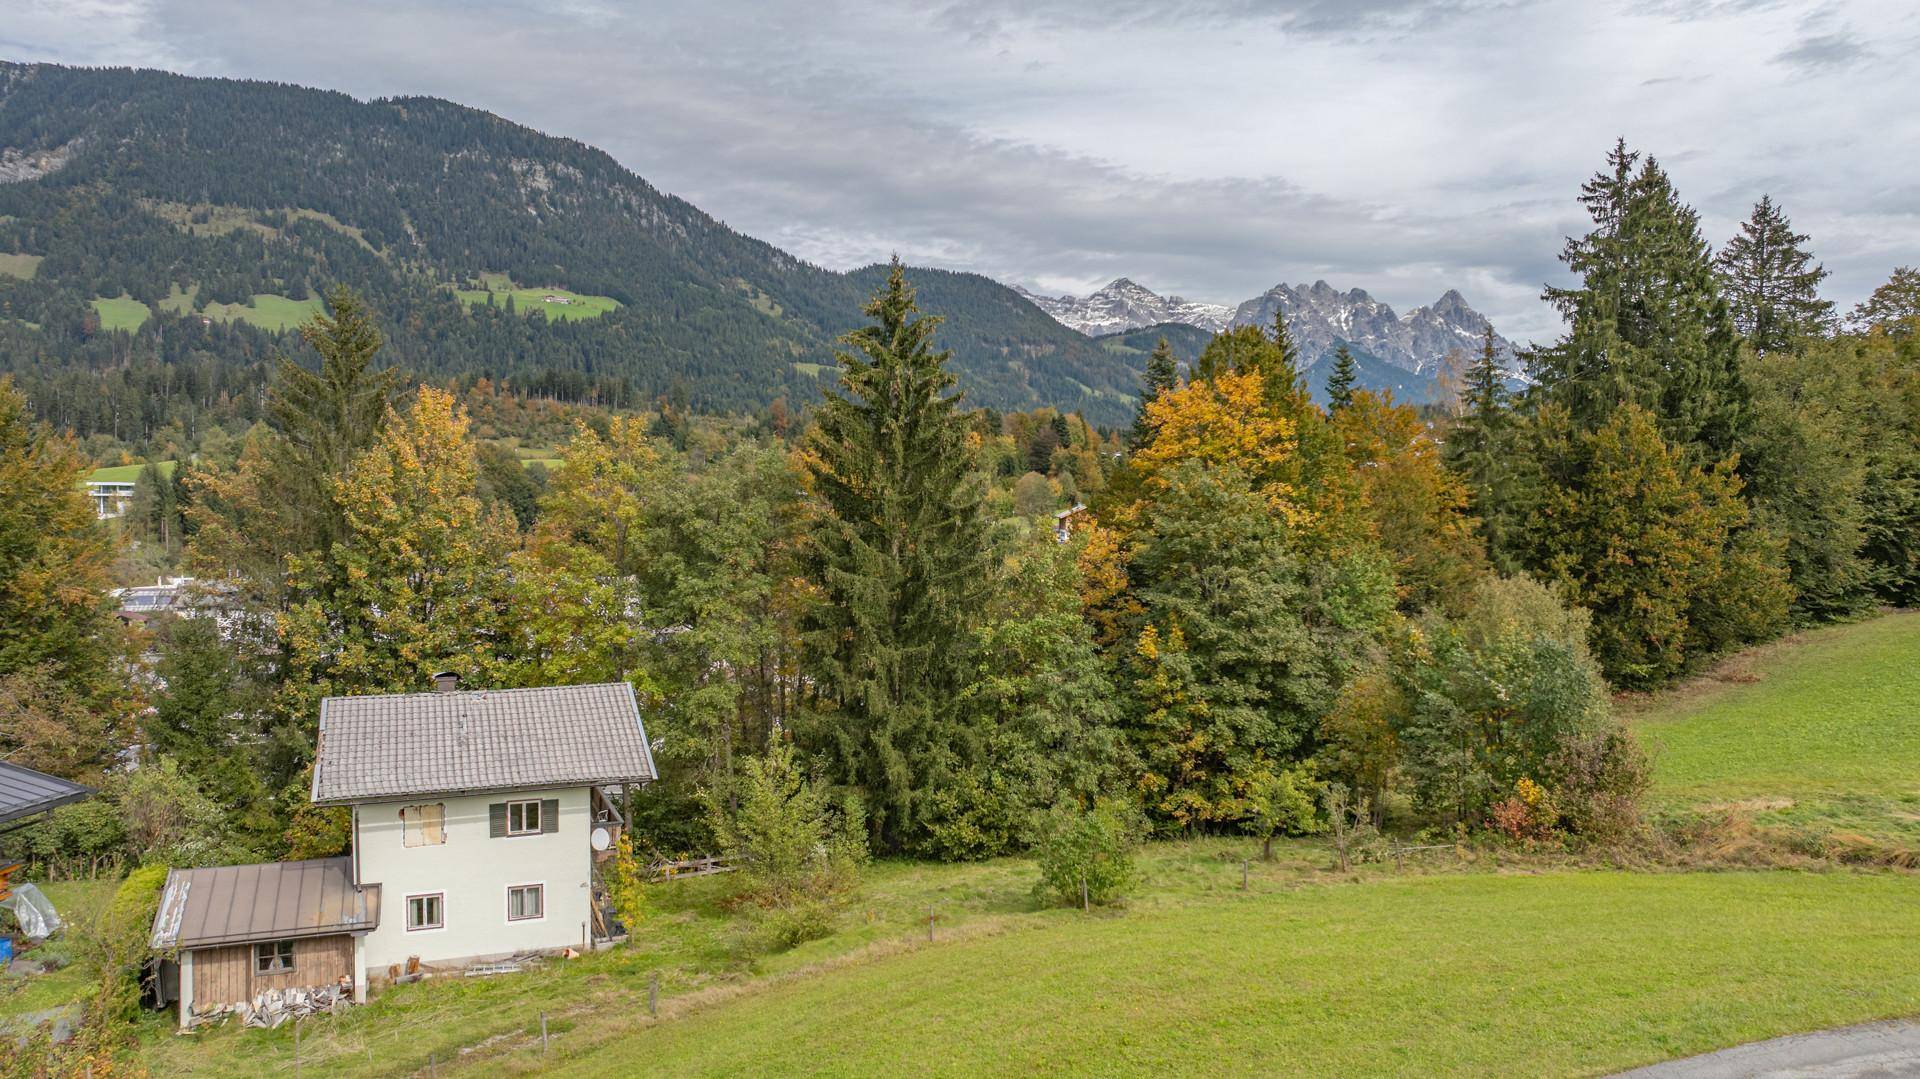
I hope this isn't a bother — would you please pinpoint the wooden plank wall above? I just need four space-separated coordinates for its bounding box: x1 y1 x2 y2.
189 935 353 1010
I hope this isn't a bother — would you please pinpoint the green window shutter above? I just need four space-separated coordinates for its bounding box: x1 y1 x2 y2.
541 798 559 834
488 802 507 838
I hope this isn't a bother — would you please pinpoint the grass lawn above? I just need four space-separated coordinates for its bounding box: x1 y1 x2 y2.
1630 611 1920 848
0 252 42 279
537 870 1920 1078
88 461 176 484
1 878 118 1021
91 295 152 333
454 277 620 322
200 292 326 332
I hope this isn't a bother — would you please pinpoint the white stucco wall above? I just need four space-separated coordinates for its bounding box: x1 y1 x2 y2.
353 786 592 974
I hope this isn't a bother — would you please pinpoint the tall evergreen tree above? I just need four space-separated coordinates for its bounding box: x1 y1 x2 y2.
1533 140 1747 459
1325 344 1359 412
1130 337 1180 450
186 288 398 610
800 261 992 851
1715 195 1833 353
1445 326 1515 564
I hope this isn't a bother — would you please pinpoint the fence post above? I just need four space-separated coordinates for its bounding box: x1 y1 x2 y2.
1242 859 1249 891
649 972 660 1018
294 1015 301 1079
927 904 934 941
1080 874 1088 911
541 1011 548 1053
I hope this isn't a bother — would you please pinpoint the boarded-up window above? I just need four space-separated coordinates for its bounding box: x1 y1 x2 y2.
401 804 446 847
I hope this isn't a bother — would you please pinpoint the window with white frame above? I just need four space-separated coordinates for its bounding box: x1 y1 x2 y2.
506 799 542 836
254 940 295 975
406 892 444 931
507 883 544 922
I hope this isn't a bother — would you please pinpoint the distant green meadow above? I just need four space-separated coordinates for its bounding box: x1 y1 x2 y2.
0 252 43 279
90 291 325 333
454 275 621 322
88 461 176 484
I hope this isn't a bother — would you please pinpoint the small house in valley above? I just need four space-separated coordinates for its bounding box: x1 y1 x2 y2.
150 678 656 1027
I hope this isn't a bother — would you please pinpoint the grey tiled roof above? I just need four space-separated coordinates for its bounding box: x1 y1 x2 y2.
150 857 379 949
310 683 657 805
0 762 94 827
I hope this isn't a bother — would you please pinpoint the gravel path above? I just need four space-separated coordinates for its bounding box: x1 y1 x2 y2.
1616 1020 1920 1078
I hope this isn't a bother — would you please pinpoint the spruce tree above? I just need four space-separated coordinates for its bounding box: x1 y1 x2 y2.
1534 140 1747 459
800 261 992 851
1129 337 1179 449
1325 343 1359 411
1715 195 1833 353
1443 326 1514 565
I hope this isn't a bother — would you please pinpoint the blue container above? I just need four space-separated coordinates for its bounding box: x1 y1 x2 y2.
0 936 12 966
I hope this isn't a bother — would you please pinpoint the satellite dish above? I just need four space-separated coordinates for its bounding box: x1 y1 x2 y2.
590 826 612 852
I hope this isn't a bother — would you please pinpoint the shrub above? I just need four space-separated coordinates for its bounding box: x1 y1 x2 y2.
1032 799 1140 908
705 742 866 910
1487 778 1560 843
1246 762 1324 860
601 833 648 936
1547 725 1652 843
749 898 838 952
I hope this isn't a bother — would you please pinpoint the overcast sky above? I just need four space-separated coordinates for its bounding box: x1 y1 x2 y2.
8 0 1917 342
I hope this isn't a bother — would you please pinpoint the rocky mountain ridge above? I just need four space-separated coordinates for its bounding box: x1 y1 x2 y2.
1023 276 1516 374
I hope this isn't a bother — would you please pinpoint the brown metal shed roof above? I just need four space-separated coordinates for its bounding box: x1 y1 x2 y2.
310 682 657 805
149 857 379 950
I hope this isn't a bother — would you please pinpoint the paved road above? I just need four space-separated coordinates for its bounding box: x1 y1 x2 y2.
1618 1020 1920 1078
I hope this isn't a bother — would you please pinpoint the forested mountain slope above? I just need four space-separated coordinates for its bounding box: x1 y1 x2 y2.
0 62 1146 435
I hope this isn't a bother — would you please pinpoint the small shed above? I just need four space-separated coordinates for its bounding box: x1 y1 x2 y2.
149 858 380 1027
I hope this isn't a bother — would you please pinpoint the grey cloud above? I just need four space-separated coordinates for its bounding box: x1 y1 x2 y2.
12 0 1917 346
1771 30 1869 69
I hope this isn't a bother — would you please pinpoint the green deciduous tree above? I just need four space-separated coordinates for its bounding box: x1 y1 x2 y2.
1849 266 1920 337
1515 404 1789 687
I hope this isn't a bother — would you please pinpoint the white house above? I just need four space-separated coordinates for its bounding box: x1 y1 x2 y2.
86 479 135 519
310 677 656 980
152 677 655 1026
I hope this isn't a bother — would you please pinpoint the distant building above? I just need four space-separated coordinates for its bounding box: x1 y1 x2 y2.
110 577 244 636
86 480 135 519
1053 503 1089 544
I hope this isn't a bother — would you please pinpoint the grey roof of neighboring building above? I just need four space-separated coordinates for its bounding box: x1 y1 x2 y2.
310 682 657 805
0 762 94 828
149 857 380 950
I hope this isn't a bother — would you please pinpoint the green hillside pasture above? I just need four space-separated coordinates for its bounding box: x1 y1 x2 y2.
0 252 42 279
1631 611 1920 850
455 281 621 322
200 293 326 331
547 871 1920 1077
90 295 152 332
88 461 176 484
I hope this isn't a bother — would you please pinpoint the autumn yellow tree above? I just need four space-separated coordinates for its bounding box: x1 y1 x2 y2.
1331 390 1486 612
281 387 518 701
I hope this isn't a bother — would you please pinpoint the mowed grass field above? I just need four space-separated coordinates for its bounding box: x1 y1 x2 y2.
88 461 176 484
1631 611 1920 848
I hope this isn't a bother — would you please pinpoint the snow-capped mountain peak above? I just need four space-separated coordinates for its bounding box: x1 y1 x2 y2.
1014 278 1232 336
